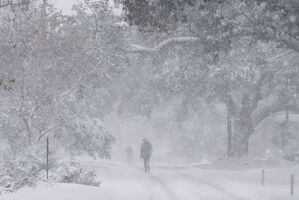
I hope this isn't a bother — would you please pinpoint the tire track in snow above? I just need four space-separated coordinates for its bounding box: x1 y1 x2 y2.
149 174 180 200
87 160 239 200
180 173 244 200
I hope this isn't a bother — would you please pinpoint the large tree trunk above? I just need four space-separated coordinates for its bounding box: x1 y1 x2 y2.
22 118 32 145
231 120 252 156
231 111 254 157
227 105 233 157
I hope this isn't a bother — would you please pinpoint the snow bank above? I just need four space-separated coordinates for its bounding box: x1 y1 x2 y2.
2 158 298 200
1 184 110 200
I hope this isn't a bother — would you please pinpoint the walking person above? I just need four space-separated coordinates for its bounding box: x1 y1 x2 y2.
125 146 134 165
140 138 153 173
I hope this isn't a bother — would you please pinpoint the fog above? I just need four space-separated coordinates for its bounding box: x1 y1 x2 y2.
0 0 298 199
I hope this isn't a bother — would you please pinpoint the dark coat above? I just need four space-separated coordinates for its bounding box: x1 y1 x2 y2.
140 140 153 159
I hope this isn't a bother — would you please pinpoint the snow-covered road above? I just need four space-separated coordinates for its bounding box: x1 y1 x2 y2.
2 159 298 200
84 159 298 200
83 161 240 200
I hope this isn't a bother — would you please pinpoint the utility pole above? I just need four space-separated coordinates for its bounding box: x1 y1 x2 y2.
286 77 290 123
41 0 47 37
227 106 232 157
46 136 49 180
283 77 290 152
42 0 49 181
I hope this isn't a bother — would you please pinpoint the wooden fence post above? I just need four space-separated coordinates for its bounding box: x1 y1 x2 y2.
261 169 265 186
46 136 49 180
291 174 295 196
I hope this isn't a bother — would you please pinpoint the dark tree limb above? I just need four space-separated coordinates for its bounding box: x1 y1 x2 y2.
252 98 299 127
0 0 30 8
129 37 200 53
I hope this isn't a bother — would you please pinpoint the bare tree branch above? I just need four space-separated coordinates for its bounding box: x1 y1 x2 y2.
83 0 99 34
252 97 299 126
37 123 63 142
129 37 200 53
0 0 30 8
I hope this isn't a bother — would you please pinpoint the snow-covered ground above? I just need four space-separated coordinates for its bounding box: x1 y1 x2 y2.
2 158 298 200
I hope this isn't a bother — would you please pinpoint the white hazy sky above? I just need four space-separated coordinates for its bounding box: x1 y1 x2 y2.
52 0 78 14
52 0 122 15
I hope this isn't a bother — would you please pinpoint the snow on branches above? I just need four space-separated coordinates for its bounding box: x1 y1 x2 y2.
129 37 200 53
0 0 30 8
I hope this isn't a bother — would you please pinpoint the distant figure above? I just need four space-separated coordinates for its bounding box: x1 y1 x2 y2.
140 138 153 173
125 146 134 165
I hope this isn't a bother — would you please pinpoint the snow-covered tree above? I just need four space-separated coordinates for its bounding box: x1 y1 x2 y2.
0 0 124 158
120 0 299 157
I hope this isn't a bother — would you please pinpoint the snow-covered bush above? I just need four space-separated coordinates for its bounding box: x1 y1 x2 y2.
54 161 100 187
0 150 46 194
0 150 100 195
61 114 116 159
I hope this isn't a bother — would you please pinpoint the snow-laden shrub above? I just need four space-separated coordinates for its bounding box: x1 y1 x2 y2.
63 115 116 159
0 150 46 195
54 161 100 187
